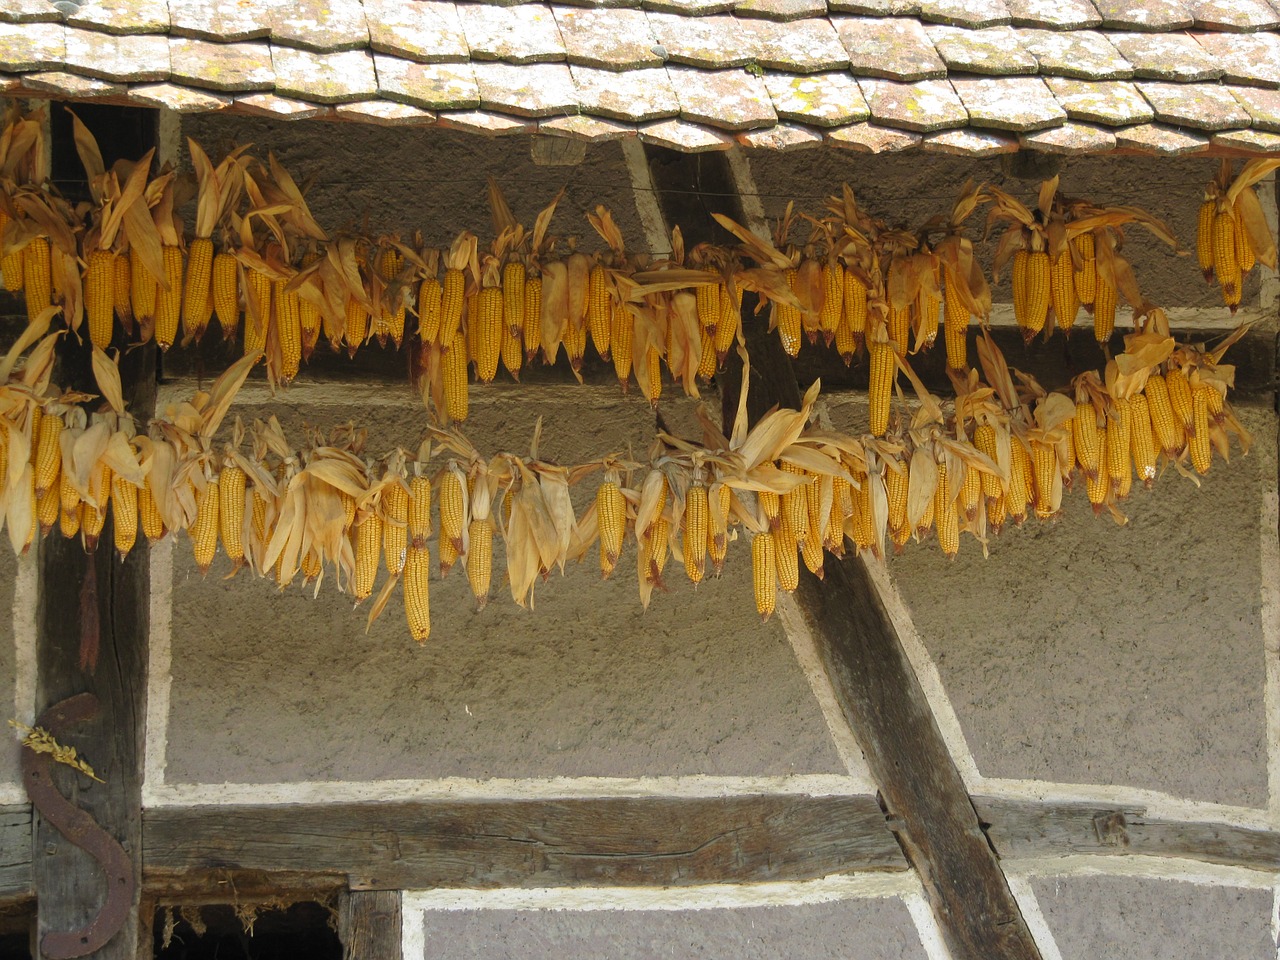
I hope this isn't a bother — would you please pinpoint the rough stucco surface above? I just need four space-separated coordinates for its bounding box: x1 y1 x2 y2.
420 899 928 960
0 547 18 786
161 385 849 784
746 152 1257 309
1030 875 1276 960
179 116 649 255
886 403 1274 807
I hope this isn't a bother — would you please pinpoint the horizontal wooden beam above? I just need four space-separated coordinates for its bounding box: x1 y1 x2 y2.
0 805 31 901
143 794 906 892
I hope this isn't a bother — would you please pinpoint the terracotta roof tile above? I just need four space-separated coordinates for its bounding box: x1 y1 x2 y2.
66 0 169 35
128 82 233 112
1019 121 1118 153
922 127 1018 155
0 21 64 72
925 24 1036 75
169 39 275 93
1044 77 1155 124
1092 0 1194 30
473 60 578 115
436 110 535 135
669 65 776 128
953 75 1064 130
638 117 734 150
364 0 469 63
1190 31 1280 86
1114 122 1210 154
918 0 1011 29
271 0 369 53
737 122 825 148
334 100 437 125
827 121 922 151
647 13 755 67
374 55 480 109
859 77 967 131
0 0 60 24
1005 0 1102 29
834 16 947 81
1212 128 1280 153
169 0 273 42
1018 29 1134 80
643 0 736 13
750 17 849 71
1137 80 1250 129
64 27 168 82
538 114 636 140
763 70 870 126
271 46 377 102
554 7 662 69
570 64 679 120
829 0 920 13
734 0 828 21
1108 31 1222 80
0 72 22 92
458 4 566 62
1229 85 1280 132
20 70 123 98
233 93 331 119
1187 0 1279 30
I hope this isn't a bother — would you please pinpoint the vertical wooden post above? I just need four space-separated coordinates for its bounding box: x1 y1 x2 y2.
339 890 402 960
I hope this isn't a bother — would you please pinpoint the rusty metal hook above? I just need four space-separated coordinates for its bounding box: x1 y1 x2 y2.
21 693 135 960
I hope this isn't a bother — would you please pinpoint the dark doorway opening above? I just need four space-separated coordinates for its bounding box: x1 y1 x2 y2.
48 102 157 202
0 932 31 960
153 901 342 960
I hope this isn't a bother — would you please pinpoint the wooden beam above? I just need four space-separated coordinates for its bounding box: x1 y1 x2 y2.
142 795 906 891
0 805 31 901
339 890 402 960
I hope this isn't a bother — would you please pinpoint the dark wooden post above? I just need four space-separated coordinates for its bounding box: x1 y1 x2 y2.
339 890 402 960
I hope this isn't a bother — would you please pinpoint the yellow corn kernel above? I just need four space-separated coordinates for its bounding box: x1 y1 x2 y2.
85 249 116 349
779 461 809 547
33 410 61 499
885 462 909 544
139 479 164 543
440 268 465 346
419 275 443 344
112 252 132 327
111 475 138 559
0 211 21 292
217 464 246 564
1212 209 1241 306
1073 232 1097 304
1144 374 1184 456
611 300 634 388
353 514 381 600
1196 199 1215 278
1129 393 1158 487
868 340 894 437
183 236 214 342
775 267 801 356
154 244 183 351
344 295 368 357
1073 403 1101 482
713 287 739 361
382 480 408 576
1031 441 1057 519
597 480 626 579
475 286 504 383
587 263 611 360
212 251 239 342
58 467 79 520
523 275 543 363
1024 250 1050 335
887 303 910 352
935 463 959 557
408 474 432 547
403 544 431 644
466 516 493 608
774 519 799 593
1190 385 1212 475
443 331 469 423
130 245 157 327
37 481 58 537
1234 201 1256 275
683 484 709 585
708 482 731 575
1007 437 1031 524
843 270 868 349
943 266 969 370
819 261 844 340
1050 248 1077 333
438 467 466 555
22 236 51 325
696 282 720 334
192 480 220 575
274 278 302 382
243 268 271 356
752 532 777 621
1086 425 1110 510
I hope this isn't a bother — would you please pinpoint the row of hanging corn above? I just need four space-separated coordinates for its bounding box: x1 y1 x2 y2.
0 298 1250 641
0 107 1275 433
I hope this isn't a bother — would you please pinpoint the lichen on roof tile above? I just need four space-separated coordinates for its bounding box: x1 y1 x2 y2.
1005 0 1101 29
1092 0 1193 30
828 0 920 13
458 4 566 63
364 0 468 63
128 82 233 113
1229 85 1280 132
858 77 967 132
169 39 275 93
668 65 776 129
271 0 369 53
0 21 64 73
554 7 662 70
924 25 1037 75
234 93 330 119
1044 77 1154 125
1020 121 1118 153
737 122 824 148
570 64 678 121
64 28 168 82
763 71 869 126
538 114 636 140
473 61 578 116
1108 32 1222 81
951 75 1064 130
1191 31 1280 86
826 121 922 151
374 55 480 109
834 17 947 81
923 127 1017 156
168 0 274 42
66 0 169 35
638 118 734 151
1187 0 1279 30
646 12 756 68
271 46 377 103
1114 122 1209 155
1212 129 1280 153
918 0 1011 29
334 100 436 126
1018 29 1133 80
750 17 849 72
0 0 60 24
437 110 535 136
1137 80 1249 131
643 0 736 13
734 0 827 22
20 70 123 98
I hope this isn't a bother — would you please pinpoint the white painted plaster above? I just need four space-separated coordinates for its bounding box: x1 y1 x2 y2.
903 890 954 960
1007 854 1279 890
1007 875 1066 960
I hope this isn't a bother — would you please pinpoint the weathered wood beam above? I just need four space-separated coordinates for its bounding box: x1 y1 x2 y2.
0 805 31 901
143 794 906 891
339 890 402 960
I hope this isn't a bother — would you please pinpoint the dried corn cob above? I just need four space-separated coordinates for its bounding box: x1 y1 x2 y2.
752 532 777 621
155 245 183 350
597 480 626 579
683 484 708 585
111 475 137 559
218 463 246 565
353 514 381 601
383 481 408 576
403 544 431 643
467 516 493 607
85 250 115 349
191 480 220 575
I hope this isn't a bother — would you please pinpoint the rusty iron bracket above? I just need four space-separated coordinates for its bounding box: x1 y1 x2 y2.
21 692 135 959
